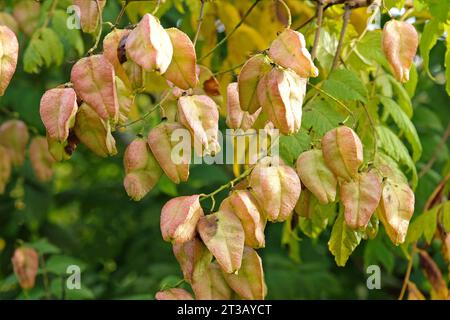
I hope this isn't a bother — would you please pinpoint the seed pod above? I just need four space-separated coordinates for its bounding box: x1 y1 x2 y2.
0 145 11 194
0 120 29 166
268 28 318 78
155 288 194 300
257 68 305 135
238 54 272 114
12 0 40 36
125 13 173 74
148 121 190 184
71 55 119 123
161 195 204 244
226 82 261 131
11 247 39 290
321 126 363 181
29 137 55 183
123 137 162 201
296 149 337 204
192 261 233 300
197 210 245 274
0 26 18 96
220 190 266 248
340 171 382 229
73 0 106 34
173 237 212 284
0 12 19 35
163 28 198 90
115 77 134 125
103 29 132 88
250 156 301 222
382 20 418 83
73 103 117 157
178 95 220 157
418 250 448 300
378 179 415 245
223 247 266 300
122 60 145 90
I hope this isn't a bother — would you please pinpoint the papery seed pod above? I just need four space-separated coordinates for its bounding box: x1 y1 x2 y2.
257 68 305 135
29 137 55 183
155 288 194 300
0 145 11 194
161 195 204 244
178 95 220 157
163 28 198 90
0 12 19 35
250 156 301 222
125 13 173 74
73 0 106 34
0 26 19 96
123 137 162 201
382 20 418 83
226 82 261 131
296 149 337 204
103 29 132 88
115 77 135 125
122 60 145 90
321 126 363 181
71 54 119 123
40 88 78 143
222 247 266 300
197 210 245 274
11 247 39 290
220 190 266 248
148 121 190 184
173 237 212 284
238 54 272 114
378 179 415 245
340 171 382 229
0 120 29 166
73 103 117 157
12 0 40 36
47 132 79 162
418 250 448 300
192 261 233 300
268 28 318 78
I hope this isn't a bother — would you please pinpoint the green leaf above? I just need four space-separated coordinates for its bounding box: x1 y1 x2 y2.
322 68 368 103
24 28 64 73
364 235 395 273
302 98 345 136
441 201 450 232
328 210 362 267
51 10 85 56
445 24 450 96
45 255 87 275
299 200 335 239
404 64 418 98
29 238 61 255
281 218 301 263
420 20 444 80
380 96 422 162
279 129 311 165
422 206 438 244
386 75 413 118
157 175 177 196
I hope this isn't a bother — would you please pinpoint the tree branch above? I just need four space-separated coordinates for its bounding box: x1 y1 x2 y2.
193 0 206 47
331 3 351 71
311 0 324 60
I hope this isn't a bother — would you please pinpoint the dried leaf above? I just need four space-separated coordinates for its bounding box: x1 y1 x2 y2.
418 250 448 300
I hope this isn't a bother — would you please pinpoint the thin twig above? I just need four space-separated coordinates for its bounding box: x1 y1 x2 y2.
419 122 450 178
193 0 206 47
87 0 103 55
331 4 351 71
152 0 161 15
278 0 292 29
311 0 324 60
213 61 245 76
113 3 127 28
398 243 416 300
199 0 262 62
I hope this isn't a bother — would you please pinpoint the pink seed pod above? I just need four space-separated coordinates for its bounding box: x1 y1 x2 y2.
321 126 363 181
378 179 415 245
155 288 194 300
296 149 337 204
163 28 199 90
197 210 245 274
123 137 162 201
11 247 39 290
73 0 106 34
125 13 173 74
249 156 301 222
73 103 117 158
71 54 119 124
103 29 132 88
192 261 233 300
0 145 11 194
382 20 418 83
12 0 40 36
223 247 266 300
340 171 382 229
226 82 261 131
0 25 18 96
29 137 55 183
0 12 19 35
161 195 204 244
178 95 220 157
148 121 191 184
115 77 135 125
0 120 29 166
268 28 318 78
257 68 305 135
238 54 272 114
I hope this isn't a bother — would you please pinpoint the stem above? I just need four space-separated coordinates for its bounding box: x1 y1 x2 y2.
87 0 103 55
113 3 127 28
213 61 245 76
199 0 261 62
398 243 416 300
331 4 351 71
278 0 292 29
40 255 51 299
193 0 206 47
311 0 324 60
152 0 161 15
307 82 355 120
419 122 450 178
